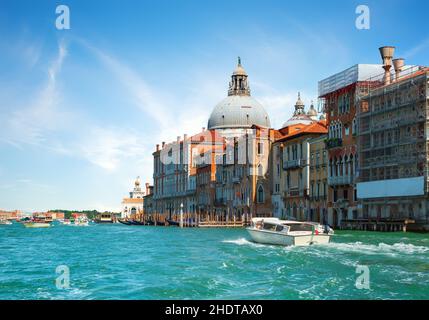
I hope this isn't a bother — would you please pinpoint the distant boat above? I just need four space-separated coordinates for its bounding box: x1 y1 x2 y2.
73 214 89 226
95 213 115 223
0 219 12 225
118 219 133 225
166 219 180 226
24 222 51 228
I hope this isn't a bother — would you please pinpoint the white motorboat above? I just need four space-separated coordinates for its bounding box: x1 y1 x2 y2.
0 219 12 225
72 215 89 226
247 218 334 246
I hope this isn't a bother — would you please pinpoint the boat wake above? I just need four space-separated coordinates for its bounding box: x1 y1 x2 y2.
222 238 267 248
326 241 429 255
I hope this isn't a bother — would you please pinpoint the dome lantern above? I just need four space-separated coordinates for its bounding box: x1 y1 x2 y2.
228 57 250 96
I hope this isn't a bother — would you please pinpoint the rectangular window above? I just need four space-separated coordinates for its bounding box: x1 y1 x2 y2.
257 142 264 155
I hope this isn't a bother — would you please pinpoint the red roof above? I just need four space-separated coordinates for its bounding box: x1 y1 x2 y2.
276 121 327 142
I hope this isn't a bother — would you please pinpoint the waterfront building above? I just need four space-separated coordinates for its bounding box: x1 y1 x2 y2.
356 46 429 231
121 176 145 219
143 183 154 217
152 129 224 223
272 94 327 220
309 134 328 223
0 210 22 220
318 63 382 227
213 125 275 224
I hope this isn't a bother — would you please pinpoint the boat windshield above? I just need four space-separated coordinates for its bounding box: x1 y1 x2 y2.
262 223 285 232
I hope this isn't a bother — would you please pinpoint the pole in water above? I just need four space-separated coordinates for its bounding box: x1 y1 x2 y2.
180 202 184 228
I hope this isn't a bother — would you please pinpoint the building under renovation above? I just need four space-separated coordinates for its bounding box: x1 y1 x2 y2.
356 46 429 231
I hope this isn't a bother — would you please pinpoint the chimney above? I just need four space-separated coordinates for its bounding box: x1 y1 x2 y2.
393 58 405 81
145 182 150 194
156 144 159 152
379 46 395 85
177 136 181 143
184 133 188 141
162 141 165 148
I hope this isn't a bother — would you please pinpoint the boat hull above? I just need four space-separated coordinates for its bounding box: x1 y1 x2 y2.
247 228 330 246
24 222 51 228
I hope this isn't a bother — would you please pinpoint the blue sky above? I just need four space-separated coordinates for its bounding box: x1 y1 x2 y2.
0 0 428 212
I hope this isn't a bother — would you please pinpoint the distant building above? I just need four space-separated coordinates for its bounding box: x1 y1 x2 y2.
309 135 328 223
272 94 327 220
121 177 145 218
0 210 21 220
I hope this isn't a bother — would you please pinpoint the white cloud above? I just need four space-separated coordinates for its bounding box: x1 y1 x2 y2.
0 41 71 148
77 126 146 172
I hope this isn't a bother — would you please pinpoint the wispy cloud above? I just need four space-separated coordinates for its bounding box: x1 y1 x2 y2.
0 41 70 148
78 126 146 171
403 38 429 59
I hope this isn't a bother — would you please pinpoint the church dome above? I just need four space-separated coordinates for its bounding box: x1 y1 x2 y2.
208 95 271 129
207 58 271 130
282 93 314 128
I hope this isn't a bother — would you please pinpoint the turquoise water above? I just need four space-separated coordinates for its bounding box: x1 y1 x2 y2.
0 222 428 300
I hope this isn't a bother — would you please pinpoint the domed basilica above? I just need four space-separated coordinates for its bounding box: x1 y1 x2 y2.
207 58 271 138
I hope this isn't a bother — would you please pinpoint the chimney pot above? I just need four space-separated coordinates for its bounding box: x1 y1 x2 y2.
393 58 405 81
379 46 396 85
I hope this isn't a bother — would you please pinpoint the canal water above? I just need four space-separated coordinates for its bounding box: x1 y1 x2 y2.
0 223 428 299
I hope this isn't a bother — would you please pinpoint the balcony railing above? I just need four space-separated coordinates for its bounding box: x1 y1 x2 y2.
232 176 241 184
328 175 354 186
283 159 307 170
325 138 343 149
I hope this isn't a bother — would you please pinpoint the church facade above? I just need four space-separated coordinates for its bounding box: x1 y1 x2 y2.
121 177 145 219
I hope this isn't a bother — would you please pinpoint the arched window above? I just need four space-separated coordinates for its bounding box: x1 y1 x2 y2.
257 185 264 203
131 207 137 215
352 118 357 135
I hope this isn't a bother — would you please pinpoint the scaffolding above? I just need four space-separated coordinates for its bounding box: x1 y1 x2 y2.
356 65 429 221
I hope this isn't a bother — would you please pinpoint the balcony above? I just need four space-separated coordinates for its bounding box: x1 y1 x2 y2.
232 176 241 184
283 159 307 170
328 175 354 186
325 138 343 149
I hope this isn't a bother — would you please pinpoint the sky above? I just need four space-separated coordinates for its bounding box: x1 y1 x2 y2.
0 0 428 212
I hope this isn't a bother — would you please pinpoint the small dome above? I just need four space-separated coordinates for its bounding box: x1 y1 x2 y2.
295 93 305 108
282 114 313 128
233 56 247 75
208 95 271 130
282 92 315 128
307 102 318 117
